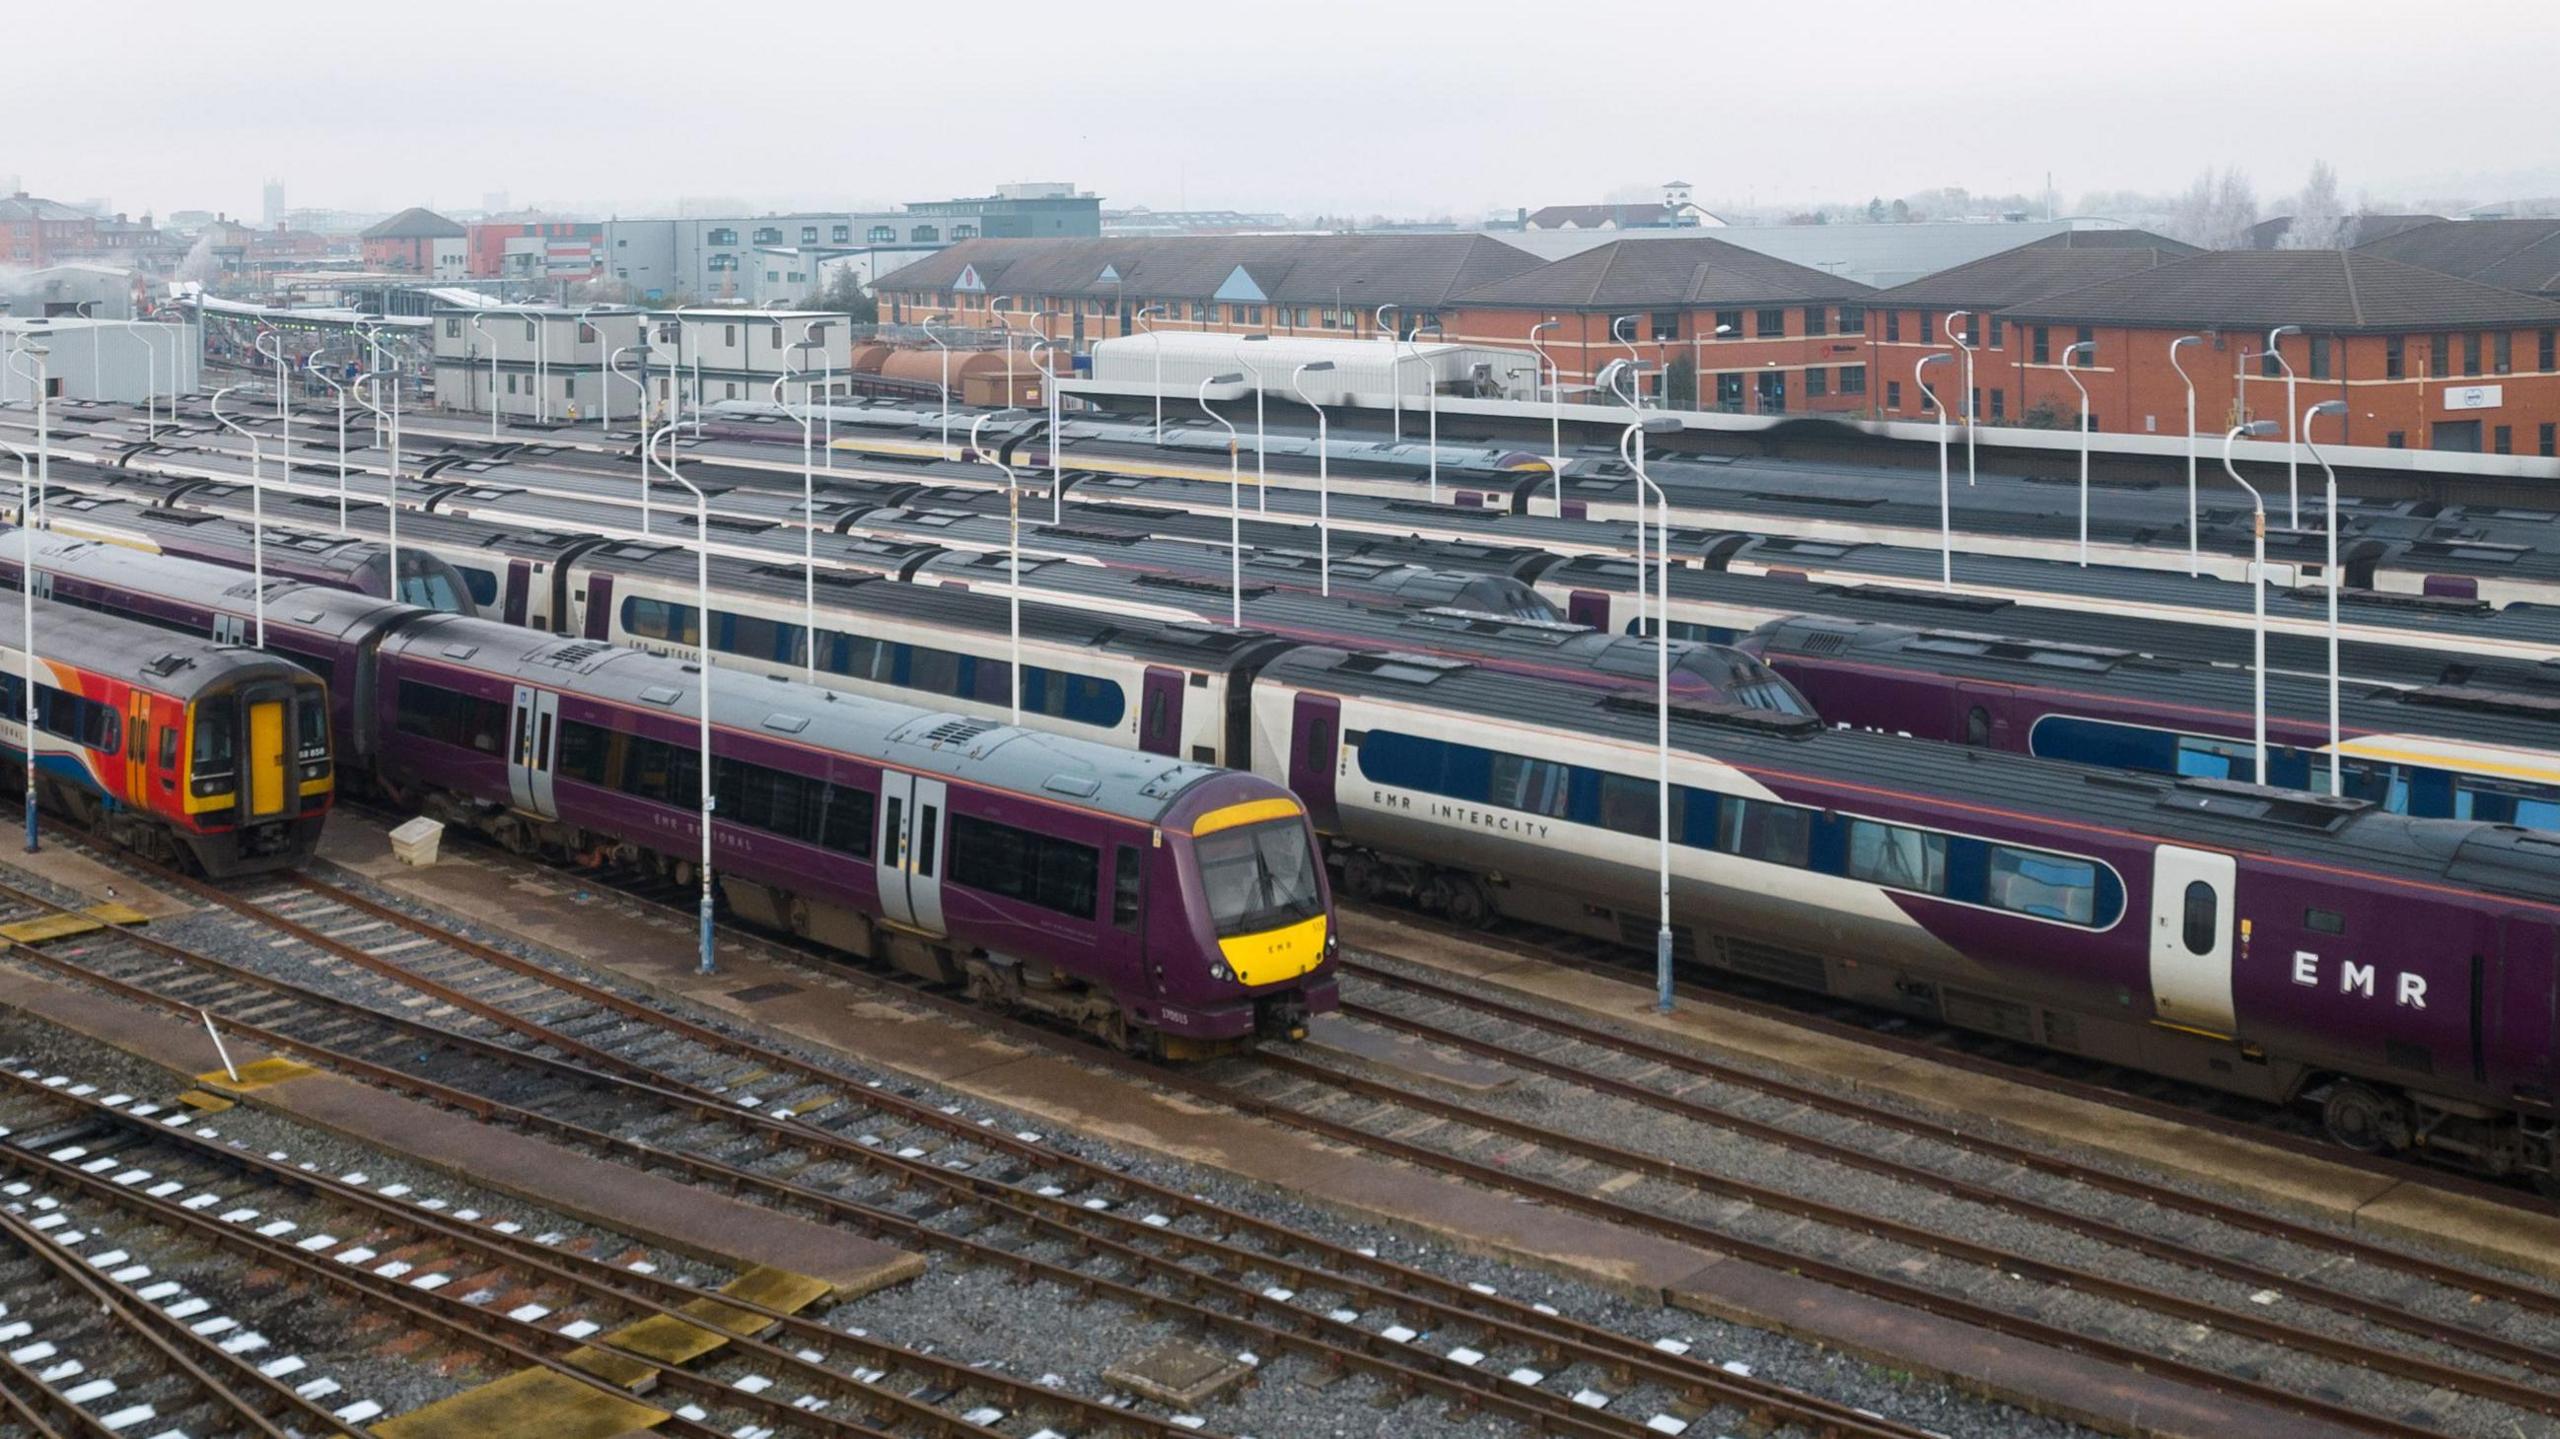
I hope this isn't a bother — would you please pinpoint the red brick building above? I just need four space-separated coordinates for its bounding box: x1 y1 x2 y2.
0 193 98 267
872 234 1542 349
1439 236 1875 415
360 206 466 274
466 220 603 279
1986 250 2560 454
1866 230 2199 427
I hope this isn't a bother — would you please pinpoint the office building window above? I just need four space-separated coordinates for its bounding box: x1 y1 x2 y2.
1914 311 1936 345
1650 310 1681 341
708 227 737 245
912 225 938 242
1987 316 2004 347
1840 365 1865 395
753 227 781 245
1755 308 1785 337
2387 431 2406 448
2031 326 2050 363
2308 336 2330 380
1838 305 1865 334
2494 424 2513 454
2496 331 2514 373
2541 422 2556 457
1715 308 1743 338
867 225 894 243
800 226 818 244
953 224 978 240
2542 329 2557 371
1917 382 1934 413
1804 306 1827 337
1885 379 1901 409
1884 311 1901 343
2386 335 2405 378
2464 332 2483 376
832 224 850 243
1805 367 1828 397
1989 388 2005 420
2430 333 2450 375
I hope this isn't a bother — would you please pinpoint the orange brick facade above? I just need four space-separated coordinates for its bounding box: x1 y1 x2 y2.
1866 309 2560 454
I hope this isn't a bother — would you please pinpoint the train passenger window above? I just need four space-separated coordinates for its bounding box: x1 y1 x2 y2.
1597 773 1665 838
1715 799 1811 868
1845 820 1947 894
2181 881 2218 955
718 612 802 665
1112 846 1142 931
457 567 500 608
1488 754 1570 818
2519 798 2560 832
947 815 1096 918
2305 908 2346 935
1020 668 1126 728
621 596 700 646
159 727 178 771
558 721 612 784
913 808 939 878
820 787 874 858
1987 847 2096 924
2175 737 2238 781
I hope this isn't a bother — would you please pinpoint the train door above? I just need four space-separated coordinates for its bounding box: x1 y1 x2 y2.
873 772 949 937
2489 918 2557 1102
1139 667 1183 757
2149 846 2237 1036
582 574 614 641
1288 694 1341 832
245 691 290 821
504 685 559 818
502 560 532 627
122 691 151 809
1567 590 1611 630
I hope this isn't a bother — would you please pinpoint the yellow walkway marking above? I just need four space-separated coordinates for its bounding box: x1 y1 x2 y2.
0 903 150 943
372 1367 668 1439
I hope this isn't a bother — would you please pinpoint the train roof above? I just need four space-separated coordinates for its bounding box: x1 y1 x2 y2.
1257 644 2560 905
0 586 318 697
1748 615 2560 752
14 532 414 646
383 612 1237 825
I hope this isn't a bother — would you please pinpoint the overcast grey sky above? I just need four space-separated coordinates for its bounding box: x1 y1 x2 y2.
10 0 2557 220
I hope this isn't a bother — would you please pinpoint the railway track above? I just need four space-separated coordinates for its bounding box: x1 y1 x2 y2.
0 848 1938 1439
189 819 2560 1433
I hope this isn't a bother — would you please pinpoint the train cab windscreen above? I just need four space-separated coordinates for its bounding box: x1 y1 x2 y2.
1197 818 1326 938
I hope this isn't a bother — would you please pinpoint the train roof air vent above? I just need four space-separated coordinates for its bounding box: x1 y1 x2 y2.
537 641 615 669
142 653 195 677
1795 630 1852 657
2161 777 2370 829
1338 652 1470 685
762 713 810 734
1042 774 1101 798
440 644 479 660
916 717 1000 748
639 684 684 706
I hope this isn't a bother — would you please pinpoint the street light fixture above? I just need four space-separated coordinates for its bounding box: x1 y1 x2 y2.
350 323 405 605
1026 337 1065 522
2266 325 2302 529
1527 317 1564 508
1915 352 1956 590
1404 317 1444 502
1196 372 1248 626
2222 419 2282 781
774 340 822 681
2168 334 2208 577
968 413 1026 724
1377 304 1404 442
1620 413 1685 1017
2302 399 2350 794
253 327 293 499
2 336 46 531
609 344 651 533
922 313 955 458
1944 311 1978 488
1237 335 1275 514
469 312 500 437
0 383 40 853
644 419 719 977
110 321 158 442
207 385 270 648
1288 361 1339 595
302 337 355 535
2059 341 2095 566
1135 305 1169 444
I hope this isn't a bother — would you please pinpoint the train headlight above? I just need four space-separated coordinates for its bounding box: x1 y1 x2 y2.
1209 960 1235 984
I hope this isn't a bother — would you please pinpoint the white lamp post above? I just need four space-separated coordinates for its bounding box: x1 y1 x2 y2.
1611 315 1645 409
2059 341 2095 566
207 385 268 647
1620 414 1684 1016
1377 304 1403 442
988 295 1017 415
922 313 954 458
1135 305 1168 444
609 344 651 534
303 337 353 535
1196 371 1248 626
968 413 1025 724
351 324 404 605
3 336 46 530
1027 338 1065 522
2222 419 2282 782
2266 325 2302 529
73 301 104 403
2168 334 2207 577
0 404 39 853
1404 318 1442 501
500 306 552 424
645 419 719 976
1288 360 1339 595
468 312 500 436
111 321 158 441
254 328 292 498
1944 310 1978 488
1528 317 1564 508
2302 399 2350 795
576 304 609 429
1915 351 1956 589
773 342 820 680
1238 334 1274 514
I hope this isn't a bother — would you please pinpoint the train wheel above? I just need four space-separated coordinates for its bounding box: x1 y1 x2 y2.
1441 876 1493 930
1341 853 1387 903
2321 1081 2409 1153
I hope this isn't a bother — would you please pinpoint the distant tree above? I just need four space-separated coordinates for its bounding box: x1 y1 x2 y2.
805 266 878 324
1865 196 1887 223
2167 167 2260 249
1662 354 1699 410
2017 397 2079 430
2281 160 2348 249
1889 198 1911 223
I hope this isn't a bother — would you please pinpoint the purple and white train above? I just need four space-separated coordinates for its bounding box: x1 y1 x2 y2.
10 532 1335 1056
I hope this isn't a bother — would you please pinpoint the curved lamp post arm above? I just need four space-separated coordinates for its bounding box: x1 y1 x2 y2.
968 412 1025 724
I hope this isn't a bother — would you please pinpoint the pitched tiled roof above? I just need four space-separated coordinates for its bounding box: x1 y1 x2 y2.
871 234 1542 309
1448 235 1874 309
362 206 464 240
2353 218 2560 297
0 195 92 223
1872 230 2198 308
1996 249 2560 331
